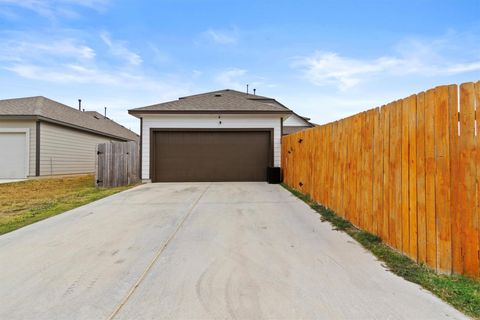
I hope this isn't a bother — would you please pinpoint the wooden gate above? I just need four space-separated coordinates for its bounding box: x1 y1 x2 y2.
95 141 140 187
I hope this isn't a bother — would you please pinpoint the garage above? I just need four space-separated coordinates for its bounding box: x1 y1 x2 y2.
129 89 293 182
0 131 28 179
151 130 272 182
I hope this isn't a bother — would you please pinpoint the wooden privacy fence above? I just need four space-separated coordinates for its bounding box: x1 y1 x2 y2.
95 141 140 187
282 81 480 277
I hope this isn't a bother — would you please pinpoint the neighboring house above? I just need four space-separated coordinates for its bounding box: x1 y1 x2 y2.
129 89 293 182
282 112 315 135
0 96 138 179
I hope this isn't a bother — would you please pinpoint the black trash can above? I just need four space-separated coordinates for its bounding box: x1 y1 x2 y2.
266 167 282 184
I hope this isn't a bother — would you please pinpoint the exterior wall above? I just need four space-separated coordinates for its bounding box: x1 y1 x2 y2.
283 113 310 127
0 120 36 176
283 126 311 135
141 114 284 180
39 122 119 176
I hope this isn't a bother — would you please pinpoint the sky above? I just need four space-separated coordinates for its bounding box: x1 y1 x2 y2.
0 0 479 133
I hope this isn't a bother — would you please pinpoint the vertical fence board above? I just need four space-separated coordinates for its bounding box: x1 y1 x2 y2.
366 110 375 233
425 89 437 270
355 115 363 227
360 112 367 230
334 122 340 214
408 95 418 261
373 108 383 236
434 85 452 274
449 85 462 274
416 92 427 264
459 82 478 276
476 81 480 277
391 101 402 249
383 104 391 244
401 98 410 255
347 117 354 221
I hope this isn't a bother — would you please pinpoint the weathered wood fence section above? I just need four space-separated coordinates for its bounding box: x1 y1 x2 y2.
95 141 140 187
282 81 480 277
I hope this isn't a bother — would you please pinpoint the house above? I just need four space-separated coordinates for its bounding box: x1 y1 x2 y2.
129 89 293 182
282 113 315 135
0 96 138 179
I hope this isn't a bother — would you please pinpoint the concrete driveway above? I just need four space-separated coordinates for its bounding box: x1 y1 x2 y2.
0 182 466 319
0 178 26 184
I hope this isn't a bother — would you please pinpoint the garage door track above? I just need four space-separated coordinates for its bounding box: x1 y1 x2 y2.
0 182 466 319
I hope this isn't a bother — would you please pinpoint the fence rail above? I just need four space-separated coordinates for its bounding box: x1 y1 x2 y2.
95 141 140 188
282 81 480 277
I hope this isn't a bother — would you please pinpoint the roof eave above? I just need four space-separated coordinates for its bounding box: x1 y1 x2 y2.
38 116 138 141
0 114 138 141
128 110 293 115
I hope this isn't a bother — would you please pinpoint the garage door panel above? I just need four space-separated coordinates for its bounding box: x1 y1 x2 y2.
152 131 271 182
0 132 27 179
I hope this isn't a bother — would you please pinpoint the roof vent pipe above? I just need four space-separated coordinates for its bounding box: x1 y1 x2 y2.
78 99 81 111
253 88 256 95
246 84 249 95
104 107 107 118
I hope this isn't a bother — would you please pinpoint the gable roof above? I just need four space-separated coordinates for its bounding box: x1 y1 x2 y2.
284 112 316 127
129 89 293 115
0 96 138 141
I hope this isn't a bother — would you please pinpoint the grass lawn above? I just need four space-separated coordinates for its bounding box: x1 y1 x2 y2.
0 174 136 235
282 183 480 319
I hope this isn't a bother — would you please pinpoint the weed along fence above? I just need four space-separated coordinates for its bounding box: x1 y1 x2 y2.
282 81 480 278
95 141 140 187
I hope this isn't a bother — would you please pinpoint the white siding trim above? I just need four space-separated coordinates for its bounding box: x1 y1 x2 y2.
140 114 284 180
0 128 30 179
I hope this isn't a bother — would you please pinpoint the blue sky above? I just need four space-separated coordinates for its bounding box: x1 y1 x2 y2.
0 0 479 133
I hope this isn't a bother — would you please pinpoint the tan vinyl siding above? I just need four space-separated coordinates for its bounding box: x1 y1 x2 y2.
0 120 36 176
39 122 120 175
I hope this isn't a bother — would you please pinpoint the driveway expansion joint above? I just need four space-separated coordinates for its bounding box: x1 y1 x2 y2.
107 183 211 320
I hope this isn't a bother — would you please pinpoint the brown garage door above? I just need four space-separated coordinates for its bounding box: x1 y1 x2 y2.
151 130 272 182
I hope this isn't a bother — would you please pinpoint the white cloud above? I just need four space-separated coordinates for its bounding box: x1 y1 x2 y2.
294 34 480 90
0 31 180 95
204 28 238 45
213 68 274 93
5 63 135 85
214 68 247 89
100 32 142 66
148 44 170 65
0 0 109 19
294 52 401 90
0 38 95 62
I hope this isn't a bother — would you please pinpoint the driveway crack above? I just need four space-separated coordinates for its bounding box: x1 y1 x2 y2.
107 183 211 320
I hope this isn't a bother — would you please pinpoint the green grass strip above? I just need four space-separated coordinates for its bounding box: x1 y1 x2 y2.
282 183 480 319
0 185 133 236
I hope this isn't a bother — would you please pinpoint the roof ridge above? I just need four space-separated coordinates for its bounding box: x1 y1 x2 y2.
129 89 292 114
0 96 138 140
178 88 272 100
178 89 234 99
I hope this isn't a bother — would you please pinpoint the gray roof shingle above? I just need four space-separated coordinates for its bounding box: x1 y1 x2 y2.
0 96 138 141
129 89 292 114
